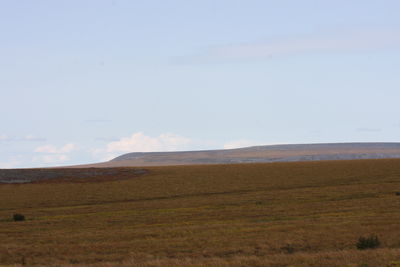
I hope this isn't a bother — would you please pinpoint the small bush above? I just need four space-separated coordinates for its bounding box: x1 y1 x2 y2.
13 213 25 221
356 235 380 250
281 244 295 254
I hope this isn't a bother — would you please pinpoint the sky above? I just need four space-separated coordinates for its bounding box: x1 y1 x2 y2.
1 0 400 168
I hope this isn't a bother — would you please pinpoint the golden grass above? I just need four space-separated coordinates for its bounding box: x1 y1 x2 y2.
1 159 400 266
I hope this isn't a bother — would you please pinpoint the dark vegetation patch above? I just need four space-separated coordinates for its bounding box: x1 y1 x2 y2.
13 213 25 221
356 235 381 250
281 243 295 254
0 168 149 184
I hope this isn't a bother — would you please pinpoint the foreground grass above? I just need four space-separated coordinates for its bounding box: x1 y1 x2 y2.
1 159 400 266
5 249 400 267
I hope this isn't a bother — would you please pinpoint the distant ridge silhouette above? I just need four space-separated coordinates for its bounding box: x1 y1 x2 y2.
76 142 400 168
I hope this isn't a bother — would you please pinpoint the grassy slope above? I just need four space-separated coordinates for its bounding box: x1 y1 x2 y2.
1 159 400 266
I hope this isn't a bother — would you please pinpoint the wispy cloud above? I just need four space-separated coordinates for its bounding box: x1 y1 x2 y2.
91 149 118 162
223 140 260 149
92 133 273 162
23 135 47 142
32 143 78 166
106 132 192 153
32 154 69 164
0 155 26 169
0 160 21 169
93 132 200 161
35 143 78 154
174 29 400 64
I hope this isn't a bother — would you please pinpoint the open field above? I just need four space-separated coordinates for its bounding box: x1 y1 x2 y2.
1 159 400 266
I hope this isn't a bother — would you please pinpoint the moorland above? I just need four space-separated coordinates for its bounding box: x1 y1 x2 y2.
1 159 400 266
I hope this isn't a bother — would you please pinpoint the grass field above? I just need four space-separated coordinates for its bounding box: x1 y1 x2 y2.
1 159 400 266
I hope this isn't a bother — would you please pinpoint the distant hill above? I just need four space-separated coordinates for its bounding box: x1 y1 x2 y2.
79 142 400 167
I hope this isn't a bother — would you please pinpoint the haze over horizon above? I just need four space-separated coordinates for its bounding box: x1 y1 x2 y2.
1 1 400 168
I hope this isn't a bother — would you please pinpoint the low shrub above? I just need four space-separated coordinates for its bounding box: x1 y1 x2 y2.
281 244 295 254
356 235 380 250
13 213 25 221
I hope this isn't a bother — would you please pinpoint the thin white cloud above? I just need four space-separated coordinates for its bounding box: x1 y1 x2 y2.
0 134 8 141
92 133 219 162
106 132 192 153
91 147 117 162
175 29 400 63
32 154 69 164
24 135 46 142
32 143 77 166
223 140 260 149
35 143 77 154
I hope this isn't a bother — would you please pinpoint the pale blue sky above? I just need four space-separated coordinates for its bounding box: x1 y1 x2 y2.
1 0 400 168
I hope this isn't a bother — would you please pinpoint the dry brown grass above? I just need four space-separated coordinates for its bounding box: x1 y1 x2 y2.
6 249 400 267
1 159 400 266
